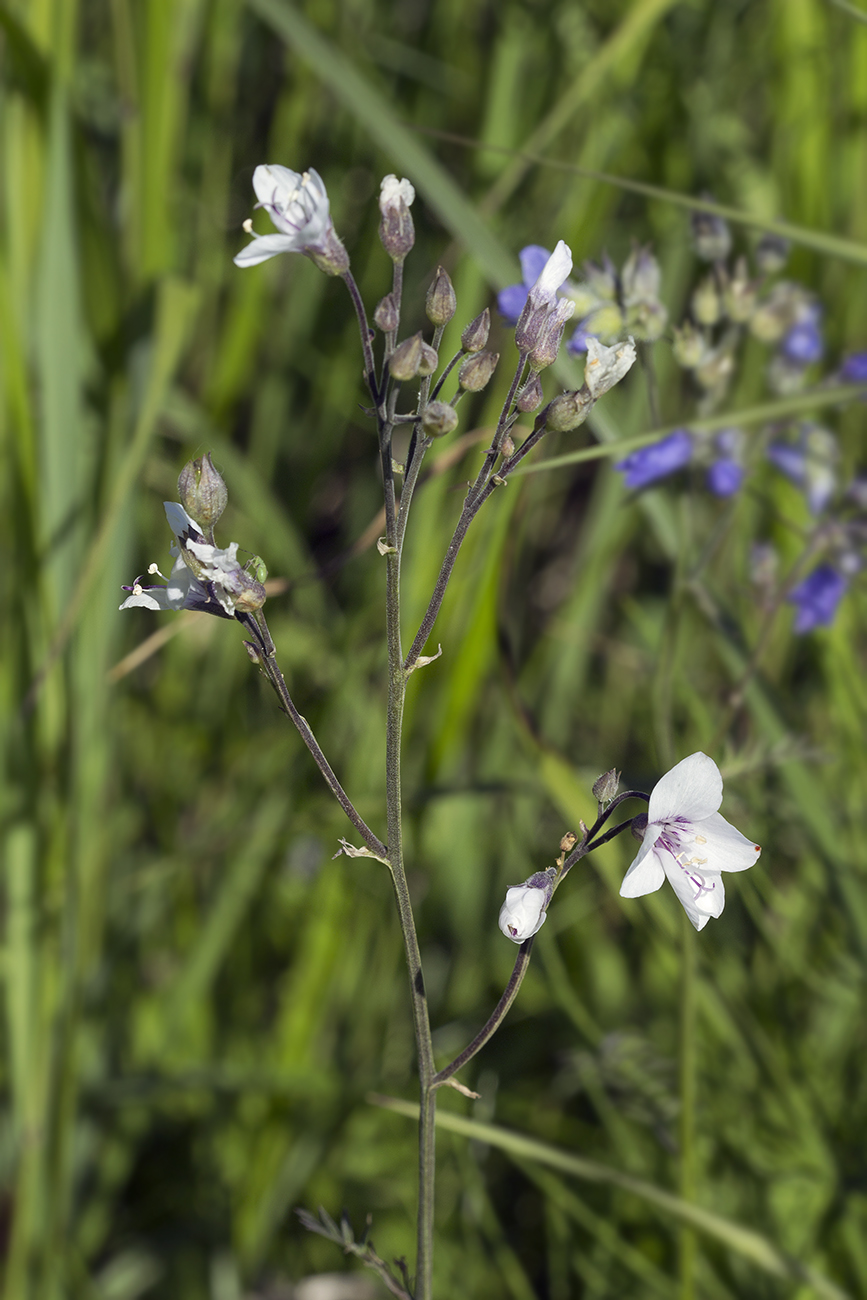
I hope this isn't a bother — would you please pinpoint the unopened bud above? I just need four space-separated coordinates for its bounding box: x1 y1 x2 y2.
418 342 439 376
592 768 620 804
233 573 268 614
389 333 423 381
461 308 490 352
374 293 399 333
243 640 262 665
517 373 544 413
177 453 228 531
695 344 735 394
630 812 649 843
722 257 756 323
690 205 732 262
529 298 575 371
459 350 499 391
421 400 459 438
425 266 457 326
378 174 415 262
545 389 592 432
672 321 706 369
499 433 515 460
692 275 721 326
755 230 789 275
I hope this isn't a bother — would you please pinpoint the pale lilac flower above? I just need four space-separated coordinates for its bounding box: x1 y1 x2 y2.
788 565 848 633
767 425 837 514
620 752 760 931
498 871 555 943
840 353 867 384
120 503 265 618
234 165 348 274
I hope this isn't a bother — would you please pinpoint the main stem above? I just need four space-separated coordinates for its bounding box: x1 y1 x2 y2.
384 542 437 1300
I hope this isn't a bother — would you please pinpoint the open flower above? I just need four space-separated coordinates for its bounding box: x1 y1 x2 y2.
619 753 760 931
120 503 265 618
498 871 555 943
788 564 848 633
234 165 349 275
616 429 691 489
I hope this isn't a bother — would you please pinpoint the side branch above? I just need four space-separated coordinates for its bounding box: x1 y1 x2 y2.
240 612 387 859
432 939 534 1087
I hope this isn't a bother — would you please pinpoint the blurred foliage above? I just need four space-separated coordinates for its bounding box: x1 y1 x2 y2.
2 0 867 1297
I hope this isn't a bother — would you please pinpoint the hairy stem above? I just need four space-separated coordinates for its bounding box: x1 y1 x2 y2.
239 612 386 858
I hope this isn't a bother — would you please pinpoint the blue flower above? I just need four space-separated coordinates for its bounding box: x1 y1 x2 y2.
616 430 692 489
706 460 744 497
780 305 823 365
566 322 594 355
841 352 867 383
788 565 847 633
497 245 555 324
767 426 837 514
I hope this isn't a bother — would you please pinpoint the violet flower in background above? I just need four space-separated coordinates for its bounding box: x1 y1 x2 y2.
840 352 867 384
616 429 692 490
497 245 555 324
706 427 745 497
780 303 823 366
767 425 837 514
788 565 848 633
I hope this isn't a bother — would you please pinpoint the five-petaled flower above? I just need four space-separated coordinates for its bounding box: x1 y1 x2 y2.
234 165 349 275
119 503 265 618
619 752 760 931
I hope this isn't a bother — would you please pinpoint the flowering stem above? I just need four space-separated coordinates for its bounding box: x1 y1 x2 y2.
679 910 698 1300
432 939 535 1087
342 271 379 402
239 612 386 858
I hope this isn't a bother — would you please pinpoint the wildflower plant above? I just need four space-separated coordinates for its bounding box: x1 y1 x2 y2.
120 169 765 1298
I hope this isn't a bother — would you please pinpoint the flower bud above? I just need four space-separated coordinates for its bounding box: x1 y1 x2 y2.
499 432 515 459
389 332 423 381
694 343 735 395
425 266 457 326
498 870 555 943
690 205 732 262
545 389 592 432
630 812 649 843
592 768 620 804
722 257 756 323
461 308 490 352
559 831 578 854
529 298 575 371
418 342 439 376
374 293 399 333
421 401 458 438
755 230 789 275
459 350 499 392
582 337 636 400
177 453 228 531
671 321 706 369
378 174 415 262
692 275 721 326
749 281 808 343
517 373 544 413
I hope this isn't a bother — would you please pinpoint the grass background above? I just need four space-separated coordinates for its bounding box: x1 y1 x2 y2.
2 0 867 1296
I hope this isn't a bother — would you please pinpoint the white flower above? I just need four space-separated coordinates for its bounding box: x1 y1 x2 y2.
619 752 761 931
379 174 415 214
498 871 554 943
120 503 265 618
583 336 636 398
234 165 348 274
527 240 573 310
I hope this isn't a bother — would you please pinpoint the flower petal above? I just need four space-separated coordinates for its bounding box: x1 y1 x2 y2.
648 752 722 825
233 233 301 267
663 854 725 931
699 811 761 872
619 835 666 898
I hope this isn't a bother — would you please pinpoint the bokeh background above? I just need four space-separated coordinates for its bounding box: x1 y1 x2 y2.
3 0 867 1296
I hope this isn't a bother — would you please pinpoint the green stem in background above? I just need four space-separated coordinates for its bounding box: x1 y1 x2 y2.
679 909 698 1300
